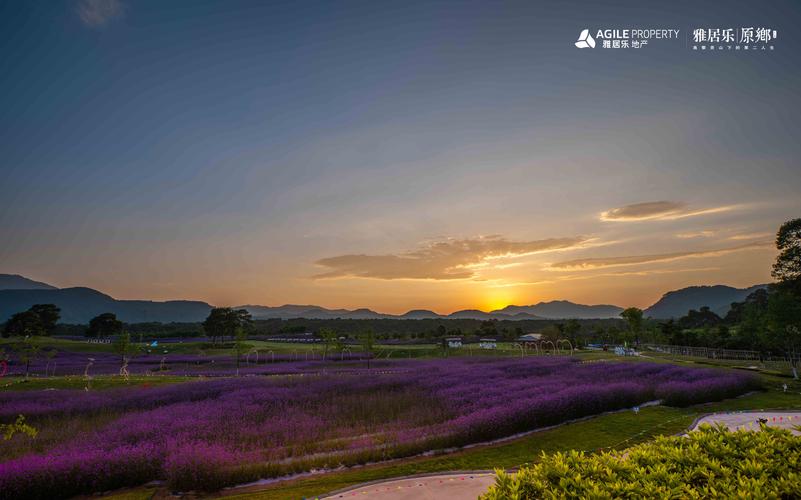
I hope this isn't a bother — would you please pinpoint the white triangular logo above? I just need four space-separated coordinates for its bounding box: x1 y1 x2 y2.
575 29 596 49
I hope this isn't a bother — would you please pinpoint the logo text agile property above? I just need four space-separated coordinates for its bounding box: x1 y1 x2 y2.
575 27 680 49
595 29 680 40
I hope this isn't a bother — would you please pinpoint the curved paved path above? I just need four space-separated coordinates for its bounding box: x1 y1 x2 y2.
689 410 801 435
320 473 495 499
318 410 801 500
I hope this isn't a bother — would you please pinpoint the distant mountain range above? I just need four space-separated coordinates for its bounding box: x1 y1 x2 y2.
0 274 58 291
238 304 388 320
491 301 623 319
0 273 771 324
236 301 624 321
643 284 769 319
0 275 213 324
236 304 544 320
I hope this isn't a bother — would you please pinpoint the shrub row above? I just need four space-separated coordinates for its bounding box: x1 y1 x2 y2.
482 424 801 499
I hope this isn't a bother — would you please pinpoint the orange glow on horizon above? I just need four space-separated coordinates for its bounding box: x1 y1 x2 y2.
481 288 521 313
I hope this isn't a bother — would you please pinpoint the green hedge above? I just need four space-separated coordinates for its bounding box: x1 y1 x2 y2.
482 424 801 499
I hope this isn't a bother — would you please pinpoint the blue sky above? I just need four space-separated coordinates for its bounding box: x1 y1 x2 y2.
1 0 800 312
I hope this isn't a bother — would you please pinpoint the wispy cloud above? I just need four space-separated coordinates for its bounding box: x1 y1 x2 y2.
677 229 772 241
555 267 722 281
486 266 721 288
314 235 588 280
728 232 772 241
676 230 717 239
548 241 772 271
77 0 125 27
600 201 736 222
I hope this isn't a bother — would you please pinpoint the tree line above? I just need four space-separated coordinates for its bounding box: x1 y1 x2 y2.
1 307 126 339
607 219 801 377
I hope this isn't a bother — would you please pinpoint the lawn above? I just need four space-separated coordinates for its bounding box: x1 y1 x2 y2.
0 337 509 378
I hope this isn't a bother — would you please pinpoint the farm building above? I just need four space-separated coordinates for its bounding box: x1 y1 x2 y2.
479 338 497 349
517 333 542 343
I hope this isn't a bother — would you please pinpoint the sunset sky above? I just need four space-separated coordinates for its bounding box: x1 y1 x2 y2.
2 0 800 313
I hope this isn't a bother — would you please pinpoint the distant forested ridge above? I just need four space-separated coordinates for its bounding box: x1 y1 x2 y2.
644 284 769 319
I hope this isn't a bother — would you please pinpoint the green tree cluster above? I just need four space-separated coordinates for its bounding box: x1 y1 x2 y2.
202 307 253 345
85 312 123 339
2 304 60 338
620 307 643 346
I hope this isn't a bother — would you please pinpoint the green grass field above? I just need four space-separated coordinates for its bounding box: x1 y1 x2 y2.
0 336 554 368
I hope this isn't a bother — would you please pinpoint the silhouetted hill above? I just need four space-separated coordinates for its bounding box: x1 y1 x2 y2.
644 284 769 319
446 309 495 320
493 301 623 319
400 309 441 319
0 287 212 324
239 304 389 320
0 274 58 290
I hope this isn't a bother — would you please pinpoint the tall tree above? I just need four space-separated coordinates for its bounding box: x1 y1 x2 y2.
765 218 801 378
234 309 253 340
766 288 801 379
2 311 45 338
620 307 643 346
772 218 801 291
202 308 253 344
86 313 123 339
202 308 228 344
659 319 681 345
765 288 801 379
29 304 60 334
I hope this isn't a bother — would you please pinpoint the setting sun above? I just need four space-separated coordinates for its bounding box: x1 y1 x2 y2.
482 288 520 313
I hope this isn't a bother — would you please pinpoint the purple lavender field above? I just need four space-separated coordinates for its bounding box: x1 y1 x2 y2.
0 357 758 498
4 348 371 378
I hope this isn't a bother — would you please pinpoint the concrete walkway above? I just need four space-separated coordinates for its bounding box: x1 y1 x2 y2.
689 410 801 435
320 473 496 499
